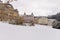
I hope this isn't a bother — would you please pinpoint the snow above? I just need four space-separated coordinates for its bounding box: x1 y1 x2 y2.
0 22 60 40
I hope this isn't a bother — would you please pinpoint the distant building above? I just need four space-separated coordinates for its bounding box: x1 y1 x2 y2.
0 1 20 24
48 19 57 26
37 16 48 25
0 0 2 3
22 13 34 26
34 16 41 24
34 16 57 26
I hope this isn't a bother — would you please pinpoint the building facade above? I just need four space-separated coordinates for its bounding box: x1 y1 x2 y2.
37 16 48 25
22 13 35 26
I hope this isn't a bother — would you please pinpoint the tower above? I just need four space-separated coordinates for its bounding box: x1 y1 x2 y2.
0 0 2 3
31 12 34 16
24 12 26 15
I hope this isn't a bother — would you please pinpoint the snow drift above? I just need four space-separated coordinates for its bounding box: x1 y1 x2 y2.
0 22 60 40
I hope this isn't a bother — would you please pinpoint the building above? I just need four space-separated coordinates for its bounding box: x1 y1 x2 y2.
22 13 35 26
34 16 57 26
37 16 48 25
48 19 56 26
34 16 41 24
0 0 21 24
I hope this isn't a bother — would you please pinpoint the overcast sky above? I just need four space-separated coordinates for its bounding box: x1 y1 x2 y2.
3 0 60 16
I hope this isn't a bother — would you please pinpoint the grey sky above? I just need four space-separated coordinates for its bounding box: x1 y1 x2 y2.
3 0 60 16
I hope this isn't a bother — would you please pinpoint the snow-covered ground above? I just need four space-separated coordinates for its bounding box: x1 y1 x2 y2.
0 22 60 40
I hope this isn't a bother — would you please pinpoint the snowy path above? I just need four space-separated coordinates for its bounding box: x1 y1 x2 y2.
0 22 59 40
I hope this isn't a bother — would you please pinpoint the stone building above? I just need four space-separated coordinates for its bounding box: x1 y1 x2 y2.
34 16 41 24
37 16 49 25
22 13 35 26
0 0 21 24
34 16 56 26
48 19 57 26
